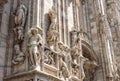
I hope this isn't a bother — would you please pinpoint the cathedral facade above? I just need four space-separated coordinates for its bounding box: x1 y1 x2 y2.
0 0 120 81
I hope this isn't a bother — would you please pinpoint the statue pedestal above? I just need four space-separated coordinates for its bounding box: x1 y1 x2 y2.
3 70 62 81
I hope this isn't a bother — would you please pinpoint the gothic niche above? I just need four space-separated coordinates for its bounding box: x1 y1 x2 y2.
12 2 27 73
46 9 59 51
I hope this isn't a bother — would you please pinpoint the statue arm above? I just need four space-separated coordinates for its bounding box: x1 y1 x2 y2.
37 34 43 46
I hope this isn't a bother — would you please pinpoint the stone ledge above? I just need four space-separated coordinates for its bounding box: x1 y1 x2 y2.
3 69 62 81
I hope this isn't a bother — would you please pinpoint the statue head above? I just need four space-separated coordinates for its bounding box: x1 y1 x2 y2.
31 28 38 35
14 44 20 53
58 42 64 50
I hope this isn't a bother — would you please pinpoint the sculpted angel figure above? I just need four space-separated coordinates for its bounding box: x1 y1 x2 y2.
27 27 43 69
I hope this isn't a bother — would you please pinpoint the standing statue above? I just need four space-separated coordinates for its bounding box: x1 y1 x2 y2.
14 3 27 41
46 9 58 50
15 3 27 27
71 44 80 64
71 29 80 64
77 32 88 80
48 9 57 29
27 27 43 70
58 42 70 80
79 56 88 80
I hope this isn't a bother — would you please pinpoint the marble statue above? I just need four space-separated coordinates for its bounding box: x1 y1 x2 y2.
27 27 43 69
15 3 27 27
48 9 57 29
14 26 24 40
71 30 80 64
12 44 25 65
58 42 70 80
14 3 27 41
71 44 80 64
47 9 58 50
80 56 88 80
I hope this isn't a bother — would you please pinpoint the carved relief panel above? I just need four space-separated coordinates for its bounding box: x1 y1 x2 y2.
12 2 27 73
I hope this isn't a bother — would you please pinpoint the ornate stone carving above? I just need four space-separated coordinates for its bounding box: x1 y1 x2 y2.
14 3 27 41
72 64 79 77
27 27 43 70
58 42 70 80
12 44 25 65
46 9 58 50
71 44 80 64
79 56 88 81
44 49 56 66
12 44 25 73
12 3 27 73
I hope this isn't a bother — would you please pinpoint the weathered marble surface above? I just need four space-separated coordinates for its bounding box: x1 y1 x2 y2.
0 0 120 81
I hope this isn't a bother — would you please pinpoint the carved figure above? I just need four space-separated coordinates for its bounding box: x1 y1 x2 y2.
15 3 27 27
80 56 88 80
71 45 80 64
27 27 43 69
58 42 70 80
47 9 58 50
48 9 57 28
14 3 27 41
12 44 25 65
44 50 55 66
71 30 80 64
14 26 24 40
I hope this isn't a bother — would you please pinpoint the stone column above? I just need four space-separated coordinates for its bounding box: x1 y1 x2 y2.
62 0 67 44
32 0 41 28
58 0 62 42
98 0 115 81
